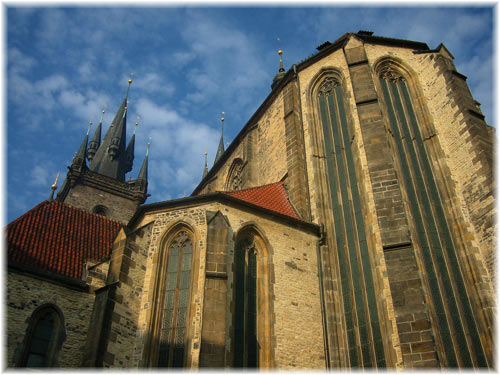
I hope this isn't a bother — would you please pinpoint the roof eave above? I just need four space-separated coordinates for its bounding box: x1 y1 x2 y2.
130 193 320 235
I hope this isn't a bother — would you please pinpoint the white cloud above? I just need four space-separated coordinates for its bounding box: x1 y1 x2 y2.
29 165 52 187
132 72 175 96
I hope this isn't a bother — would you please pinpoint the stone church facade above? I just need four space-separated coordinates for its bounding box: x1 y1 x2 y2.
6 31 495 369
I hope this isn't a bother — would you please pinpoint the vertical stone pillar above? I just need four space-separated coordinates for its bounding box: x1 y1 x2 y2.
199 211 232 367
283 80 310 220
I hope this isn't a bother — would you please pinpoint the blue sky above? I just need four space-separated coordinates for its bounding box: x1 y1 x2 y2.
5 5 495 223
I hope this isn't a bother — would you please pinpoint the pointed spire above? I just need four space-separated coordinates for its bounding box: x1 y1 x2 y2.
89 75 133 181
74 121 92 163
214 112 225 165
49 172 60 201
87 107 105 162
138 139 150 182
272 38 286 90
125 118 139 174
203 152 209 179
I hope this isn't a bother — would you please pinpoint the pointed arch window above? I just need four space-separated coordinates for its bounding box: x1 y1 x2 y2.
158 230 193 368
16 305 65 367
225 158 244 191
234 236 258 368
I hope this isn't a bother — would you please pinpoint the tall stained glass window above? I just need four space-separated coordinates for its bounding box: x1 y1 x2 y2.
158 230 193 368
234 237 258 368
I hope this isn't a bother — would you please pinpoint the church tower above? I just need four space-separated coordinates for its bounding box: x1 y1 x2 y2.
56 78 149 223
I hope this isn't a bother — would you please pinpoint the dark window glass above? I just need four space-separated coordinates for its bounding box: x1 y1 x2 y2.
234 239 258 368
158 231 193 368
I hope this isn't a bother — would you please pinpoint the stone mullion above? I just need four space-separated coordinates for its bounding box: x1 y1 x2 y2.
398 81 488 367
380 79 458 367
318 94 359 368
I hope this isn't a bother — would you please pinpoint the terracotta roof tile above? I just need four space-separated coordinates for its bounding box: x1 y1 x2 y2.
220 182 300 220
6 200 121 280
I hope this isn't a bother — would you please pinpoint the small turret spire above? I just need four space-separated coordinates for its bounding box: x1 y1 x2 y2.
125 117 139 174
138 138 151 182
49 171 60 201
87 106 105 162
74 121 92 163
214 112 225 165
202 152 209 178
272 38 286 90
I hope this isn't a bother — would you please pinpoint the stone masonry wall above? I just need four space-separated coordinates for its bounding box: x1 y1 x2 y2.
132 201 324 369
63 183 138 224
7 271 95 367
196 90 288 195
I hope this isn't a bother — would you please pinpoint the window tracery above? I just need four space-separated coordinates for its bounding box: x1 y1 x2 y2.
226 159 244 191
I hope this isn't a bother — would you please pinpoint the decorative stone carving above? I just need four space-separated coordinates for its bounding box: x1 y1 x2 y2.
380 67 406 83
318 78 340 96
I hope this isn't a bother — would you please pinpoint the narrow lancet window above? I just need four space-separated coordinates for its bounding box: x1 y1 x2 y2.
234 237 258 368
158 230 193 368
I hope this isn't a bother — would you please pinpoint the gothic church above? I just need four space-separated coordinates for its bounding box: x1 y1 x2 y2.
6 31 495 369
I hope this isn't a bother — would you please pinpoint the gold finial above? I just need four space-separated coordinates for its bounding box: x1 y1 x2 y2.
221 111 225 122
128 72 134 84
51 172 60 190
49 171 60 201
277 37 282 55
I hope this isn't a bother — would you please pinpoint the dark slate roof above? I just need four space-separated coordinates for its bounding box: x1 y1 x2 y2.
7 200 121 280
219 182 300 220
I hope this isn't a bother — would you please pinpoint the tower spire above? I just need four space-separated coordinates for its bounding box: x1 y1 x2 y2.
214 112 225 165
272 38 286 90
203 152 209 179
88 76 133 181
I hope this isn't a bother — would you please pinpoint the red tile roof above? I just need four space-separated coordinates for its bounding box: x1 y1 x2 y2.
220 182 300 220
7 200 121 280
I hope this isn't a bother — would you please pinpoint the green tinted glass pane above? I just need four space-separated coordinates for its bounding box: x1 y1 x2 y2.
26 353 45 367
33 316 53 338
29 337 50 355
183 242 192 255
163 308 174 331
177 307 187 328
165 290 175 310
166 272 177 290
175 327 185 345
179 289 188 308
167 255 178 273
182 253 192 272
180 271 190 290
